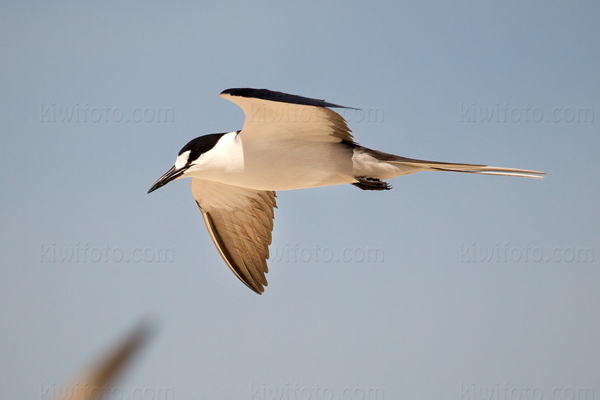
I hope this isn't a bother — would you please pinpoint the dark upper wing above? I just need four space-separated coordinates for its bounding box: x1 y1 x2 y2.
220 88 357 144
191 178 277 294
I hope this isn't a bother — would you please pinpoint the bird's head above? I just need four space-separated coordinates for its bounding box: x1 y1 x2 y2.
147 133 227 194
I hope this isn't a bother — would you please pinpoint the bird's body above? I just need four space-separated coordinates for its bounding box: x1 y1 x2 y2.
176 130 425 191
179 131 351 190
149 88 545 294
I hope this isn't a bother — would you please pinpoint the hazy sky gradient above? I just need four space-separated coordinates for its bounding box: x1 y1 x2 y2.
1 1 599 399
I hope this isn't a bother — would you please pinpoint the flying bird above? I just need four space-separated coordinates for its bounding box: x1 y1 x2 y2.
148 88 545 294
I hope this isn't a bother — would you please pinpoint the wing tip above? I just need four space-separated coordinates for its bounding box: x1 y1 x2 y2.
239 275 266 295
250 283 265 295
201 210 268 295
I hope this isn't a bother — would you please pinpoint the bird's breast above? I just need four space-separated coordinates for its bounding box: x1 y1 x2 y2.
203 139 355 190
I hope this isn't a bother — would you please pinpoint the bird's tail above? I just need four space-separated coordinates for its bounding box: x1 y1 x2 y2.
361 147 546 179
392 157 546 178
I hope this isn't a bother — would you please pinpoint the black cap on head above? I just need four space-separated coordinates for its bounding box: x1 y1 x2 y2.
178 132 228 165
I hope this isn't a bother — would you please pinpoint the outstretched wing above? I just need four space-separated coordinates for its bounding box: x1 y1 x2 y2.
191 178 276 294
220 88 356 143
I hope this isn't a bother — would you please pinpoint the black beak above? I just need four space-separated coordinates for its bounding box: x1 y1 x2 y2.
147 166 186 194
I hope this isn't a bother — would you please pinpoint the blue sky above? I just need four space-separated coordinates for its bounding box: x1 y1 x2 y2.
1 1 599 399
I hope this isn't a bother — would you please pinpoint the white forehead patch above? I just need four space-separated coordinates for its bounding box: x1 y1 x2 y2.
174 150 190 170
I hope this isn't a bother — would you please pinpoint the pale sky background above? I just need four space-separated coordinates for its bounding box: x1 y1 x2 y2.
1 1 599 399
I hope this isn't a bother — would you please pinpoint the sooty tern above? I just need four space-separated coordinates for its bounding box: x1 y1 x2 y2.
148 88 545 294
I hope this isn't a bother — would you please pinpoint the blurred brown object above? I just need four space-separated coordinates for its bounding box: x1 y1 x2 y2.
57 321 154 400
